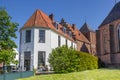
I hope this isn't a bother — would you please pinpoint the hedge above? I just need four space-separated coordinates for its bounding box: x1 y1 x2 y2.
48 45 98 73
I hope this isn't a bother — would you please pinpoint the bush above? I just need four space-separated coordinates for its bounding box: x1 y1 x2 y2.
48 45 98 73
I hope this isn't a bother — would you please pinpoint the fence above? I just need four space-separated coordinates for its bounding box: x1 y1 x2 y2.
0 71 34 80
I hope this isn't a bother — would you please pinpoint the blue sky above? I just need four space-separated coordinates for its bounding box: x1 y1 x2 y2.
0 0 117 50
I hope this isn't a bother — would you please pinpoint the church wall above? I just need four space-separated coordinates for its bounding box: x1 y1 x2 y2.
90 32 96 55
100 54 111 64
98 19 120 65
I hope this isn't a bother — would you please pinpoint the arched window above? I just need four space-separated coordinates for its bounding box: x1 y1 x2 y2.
80 43 89 53
117 25 120 52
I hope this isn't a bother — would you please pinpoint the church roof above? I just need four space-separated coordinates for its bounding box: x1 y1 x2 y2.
80 22 94 32
100 1 120 27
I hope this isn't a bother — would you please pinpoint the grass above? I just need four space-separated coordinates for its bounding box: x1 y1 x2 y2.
18 69 120 80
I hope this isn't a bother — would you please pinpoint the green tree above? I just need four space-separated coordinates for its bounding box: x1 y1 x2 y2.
0 50 16 65
0 8 18 49
0 7 18 66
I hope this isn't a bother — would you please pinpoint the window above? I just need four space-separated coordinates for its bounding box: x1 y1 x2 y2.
104 36 107 53
25 30 31 43
38 51 46 67
68 31 72 37
66 39 68 46
71 42 73 47
24 51 31 71
63 27 66 34
54 22 58 30
118 26 120 51
20 32 22 44
39 30 45 43
58 36 61 47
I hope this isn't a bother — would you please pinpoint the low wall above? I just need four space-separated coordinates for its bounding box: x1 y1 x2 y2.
0 71 34 80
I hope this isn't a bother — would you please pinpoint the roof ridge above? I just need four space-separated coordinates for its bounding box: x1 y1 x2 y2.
99 1 120 27
80 22 94 32
34 10 37 26
39 10 49 27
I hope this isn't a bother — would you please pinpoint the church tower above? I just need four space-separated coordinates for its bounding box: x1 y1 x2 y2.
97 1 120 67
80 22 96 55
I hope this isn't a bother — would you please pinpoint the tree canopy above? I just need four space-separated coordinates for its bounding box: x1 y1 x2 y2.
0 8 18 49
0 7 19 65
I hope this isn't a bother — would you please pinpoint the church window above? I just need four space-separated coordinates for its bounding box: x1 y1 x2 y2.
117 26 120 51
104 36 107 53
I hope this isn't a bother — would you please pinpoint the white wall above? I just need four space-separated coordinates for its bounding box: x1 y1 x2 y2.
50 30 77 48
20 28 77 70
20 28 34 70
33 28 51 69
51 31 58 49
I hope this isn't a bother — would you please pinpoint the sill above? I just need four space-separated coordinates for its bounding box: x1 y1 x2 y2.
39 42 45 43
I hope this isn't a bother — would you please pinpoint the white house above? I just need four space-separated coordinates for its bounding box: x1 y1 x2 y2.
19 9 77 71
13 48 19 61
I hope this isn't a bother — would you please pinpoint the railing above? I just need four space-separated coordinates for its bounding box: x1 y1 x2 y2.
0 71 34 80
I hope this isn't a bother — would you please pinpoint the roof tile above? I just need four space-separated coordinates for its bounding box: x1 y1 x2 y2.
21 9 90 43
100 1 120 27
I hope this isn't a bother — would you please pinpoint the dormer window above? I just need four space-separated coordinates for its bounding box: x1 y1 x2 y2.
63 27 66 34
68 31 72 37
54 22 59 30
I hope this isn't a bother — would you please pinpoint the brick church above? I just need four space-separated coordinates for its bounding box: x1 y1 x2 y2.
96 2 120 67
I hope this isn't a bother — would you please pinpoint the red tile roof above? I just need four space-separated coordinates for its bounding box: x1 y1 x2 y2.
21 9 89 43
72 27 89 43
21 9 54 29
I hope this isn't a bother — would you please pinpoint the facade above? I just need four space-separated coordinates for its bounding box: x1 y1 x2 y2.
96 2 120 67
19 9 96 71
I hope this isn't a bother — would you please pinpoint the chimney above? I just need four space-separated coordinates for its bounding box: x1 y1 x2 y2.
72 24 76 30
49 13 54 21
61 18 65 23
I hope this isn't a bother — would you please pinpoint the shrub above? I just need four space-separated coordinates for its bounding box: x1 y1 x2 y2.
48 45 98 73
75 51 98 71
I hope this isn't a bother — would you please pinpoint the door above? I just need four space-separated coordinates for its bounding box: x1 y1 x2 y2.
38 51 46 67
24 51 31 71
